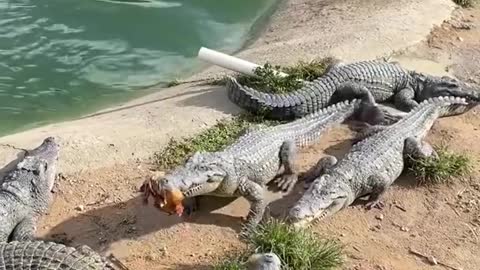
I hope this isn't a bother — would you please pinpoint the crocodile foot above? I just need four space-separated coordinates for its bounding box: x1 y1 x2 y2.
273 174 298 193
365 200 385 210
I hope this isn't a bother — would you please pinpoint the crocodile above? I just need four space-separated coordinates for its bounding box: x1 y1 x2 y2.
0 241 114 269
226 59 480 120
143 92 386 232
247 252 281 270
0 137 59 242
287 96 479 228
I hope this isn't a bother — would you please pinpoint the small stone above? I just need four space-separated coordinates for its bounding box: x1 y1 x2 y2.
340 233 346 237
427 256 438 265
375 214 384 221
145 254 157 261
75 205 85 211
457 37 464 42
371 224 382 231
400 226 409 232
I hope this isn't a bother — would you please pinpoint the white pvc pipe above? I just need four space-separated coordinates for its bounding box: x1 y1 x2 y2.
197 47 288 77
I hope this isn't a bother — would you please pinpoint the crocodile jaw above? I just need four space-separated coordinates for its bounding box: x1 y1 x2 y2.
290 208 332 229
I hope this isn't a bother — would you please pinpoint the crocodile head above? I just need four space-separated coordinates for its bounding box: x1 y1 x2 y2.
18 137 60 192
247 252 282 270
287 174 351 228
150 152 228 215
413 72 480 102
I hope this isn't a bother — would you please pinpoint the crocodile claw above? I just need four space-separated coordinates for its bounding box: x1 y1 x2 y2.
365 200 385 210
273 174 298 193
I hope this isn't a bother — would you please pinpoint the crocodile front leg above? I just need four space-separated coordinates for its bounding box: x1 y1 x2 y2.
9 217 37 241
404 137 438 159
364 175 389 210
395 87 419 111
272 140 299 193
302 155 338 189
237 177 266 236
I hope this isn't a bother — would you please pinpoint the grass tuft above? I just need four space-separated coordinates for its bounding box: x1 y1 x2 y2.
407 145 472 185
212 58 335 93
453 0 478 7
154 114 281 170
213 253 249 270
213 219 343 270
246 219 343 270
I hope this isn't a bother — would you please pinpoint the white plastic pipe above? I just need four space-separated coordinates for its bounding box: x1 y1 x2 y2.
197 47 288 77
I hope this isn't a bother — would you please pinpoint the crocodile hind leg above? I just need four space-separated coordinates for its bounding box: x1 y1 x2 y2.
237 177 266 237
364 175 389 210
331 82 387 125
302 155 338 190
9 217 37 241
331 82 374 103
404 137 438 159
272 140 299 193
394 87 419 112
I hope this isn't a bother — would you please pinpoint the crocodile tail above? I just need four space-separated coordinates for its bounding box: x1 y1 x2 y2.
292 99 362 147
225 76 322 120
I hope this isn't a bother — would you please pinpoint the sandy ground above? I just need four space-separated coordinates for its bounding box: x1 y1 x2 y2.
2 0 480 269
0 0 455 175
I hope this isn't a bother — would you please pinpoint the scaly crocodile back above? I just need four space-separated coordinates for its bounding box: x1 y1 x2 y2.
224 99 362 157
226 60 411 120
0 241 114 270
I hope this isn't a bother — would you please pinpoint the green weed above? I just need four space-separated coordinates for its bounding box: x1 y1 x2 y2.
407 145 472 185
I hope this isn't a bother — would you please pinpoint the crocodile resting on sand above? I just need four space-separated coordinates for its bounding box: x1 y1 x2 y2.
0 241 114 269
287 96 479 227
143 92 386 233
226 60 480 120
0 137 59 242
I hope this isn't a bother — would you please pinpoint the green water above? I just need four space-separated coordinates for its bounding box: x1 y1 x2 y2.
0 0 279 136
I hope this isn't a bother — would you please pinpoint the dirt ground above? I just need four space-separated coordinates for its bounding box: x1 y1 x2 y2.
36 7 480 270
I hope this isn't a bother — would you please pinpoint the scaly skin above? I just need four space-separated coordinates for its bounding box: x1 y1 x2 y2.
287 96 479 228
152 92 385 233
247 253 281 270
0 137 59 242
226 59 480 120
0 241 114 269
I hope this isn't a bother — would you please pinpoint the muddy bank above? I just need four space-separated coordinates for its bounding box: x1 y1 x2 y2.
0 0 456 174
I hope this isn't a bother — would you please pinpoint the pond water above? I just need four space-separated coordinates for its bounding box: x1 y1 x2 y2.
0 0 279 135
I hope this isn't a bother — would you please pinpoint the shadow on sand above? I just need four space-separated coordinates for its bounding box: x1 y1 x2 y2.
80 84 237 120
44 194 242 250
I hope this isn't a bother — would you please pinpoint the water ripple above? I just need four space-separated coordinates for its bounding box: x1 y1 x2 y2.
0 0 279 135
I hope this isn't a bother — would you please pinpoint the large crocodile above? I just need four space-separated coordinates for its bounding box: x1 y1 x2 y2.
287 96 478 227
142 93 385 232
0 241 114 269
0 137 59 242
226 60 480 120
